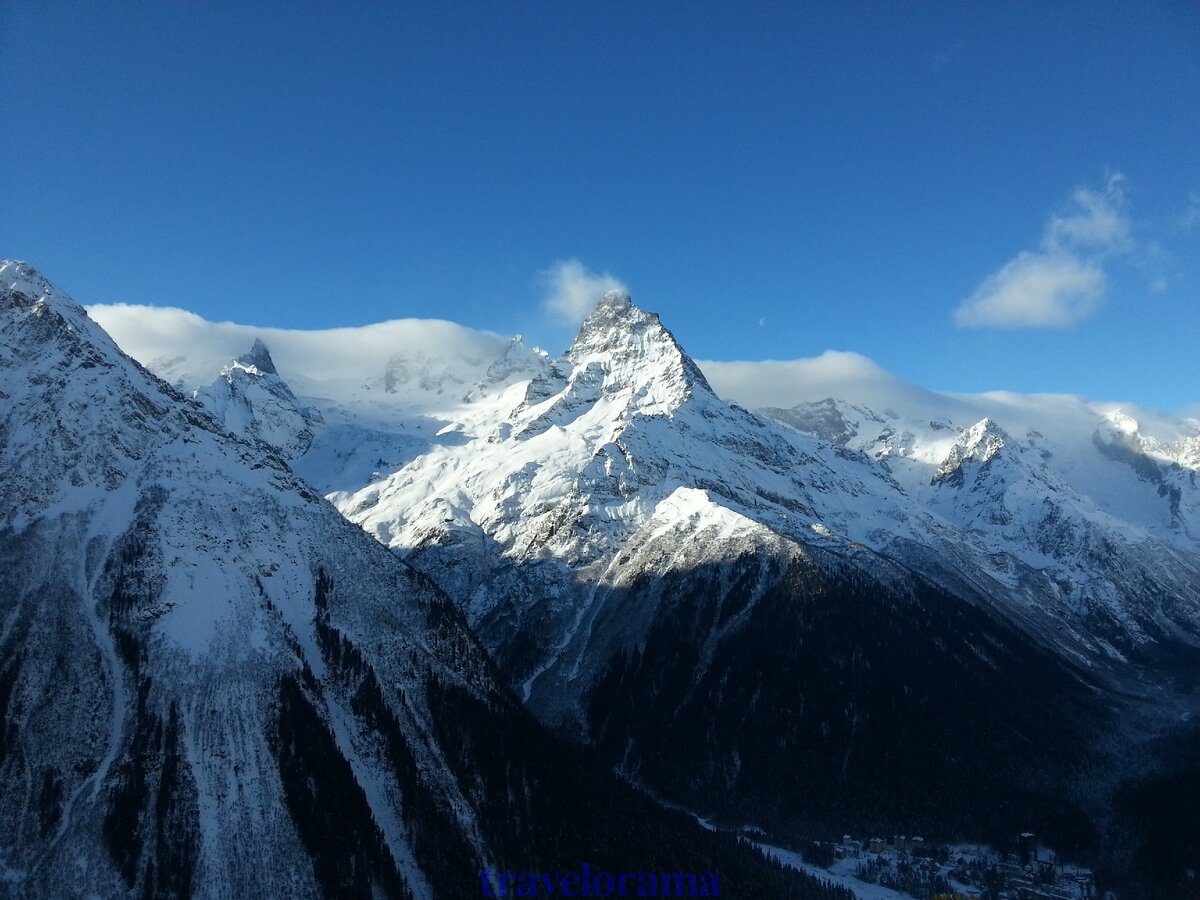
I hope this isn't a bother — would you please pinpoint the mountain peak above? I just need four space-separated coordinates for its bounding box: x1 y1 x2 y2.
2 260 66 310
513 294 714 432
1 260 128 364
572 289 646 339
1 259 42 286
480 334 548 388
597 287 633 309
566 292 713 395
235 338 277 375
193 337 322 458
933 417 1008 485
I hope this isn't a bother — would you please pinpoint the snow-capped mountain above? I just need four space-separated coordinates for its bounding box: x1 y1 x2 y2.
87 275 1200 879
762 398 1200 649
300 292 1195 853
332 293 1200 685
338 293 926 695
0 262 825 899
764 397 1199 546
193 338 325 458
193 331 549 500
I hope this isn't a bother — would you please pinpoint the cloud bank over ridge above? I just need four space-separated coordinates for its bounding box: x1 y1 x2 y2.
88 298 1197 450
87 302 512 403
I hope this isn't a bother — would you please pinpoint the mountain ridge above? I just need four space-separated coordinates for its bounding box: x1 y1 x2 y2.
0 260 833 899
45 262 1200 890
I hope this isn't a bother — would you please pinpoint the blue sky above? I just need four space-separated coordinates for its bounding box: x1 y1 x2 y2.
3 2 1197 408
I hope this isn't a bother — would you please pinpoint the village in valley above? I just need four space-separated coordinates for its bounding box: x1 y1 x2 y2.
781 832 1099 900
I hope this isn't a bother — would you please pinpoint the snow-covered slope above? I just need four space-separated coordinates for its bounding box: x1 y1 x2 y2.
762 398 1200 650
337 295 925 700
764 397 1199 546
192 333 548 498
2 261 459 896
0 262 816 899
335 294 1200 697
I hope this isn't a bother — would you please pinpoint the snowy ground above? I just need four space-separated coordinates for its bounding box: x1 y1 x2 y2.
750 842 915 900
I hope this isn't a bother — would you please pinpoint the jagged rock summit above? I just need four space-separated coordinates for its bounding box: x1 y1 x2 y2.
516 290 714 427
237 336 278 374
194 337 324 458
568 288 714 395
932 416 1007 485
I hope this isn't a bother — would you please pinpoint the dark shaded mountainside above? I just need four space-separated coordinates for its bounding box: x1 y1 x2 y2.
0 261 846 898
586 553 1108 845
578 545 1200 896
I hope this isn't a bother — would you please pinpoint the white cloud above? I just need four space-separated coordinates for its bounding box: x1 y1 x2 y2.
539 259 627 325
1044 173 1130 252
955 174 1130 329
699 354 1194 445
86 303 510 413
698 351 945 413
954 252 1105 328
